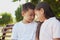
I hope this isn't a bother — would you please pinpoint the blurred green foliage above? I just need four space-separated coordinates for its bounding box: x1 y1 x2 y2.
15 5 23 22
44 0 60 19
0 12 13 26
31 0 39 5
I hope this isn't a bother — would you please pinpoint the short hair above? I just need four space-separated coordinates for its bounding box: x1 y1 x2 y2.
22 2 35 12
36 2 55 19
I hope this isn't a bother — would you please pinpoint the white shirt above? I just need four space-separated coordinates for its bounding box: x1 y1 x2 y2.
40 17 60 40
11 21 38 40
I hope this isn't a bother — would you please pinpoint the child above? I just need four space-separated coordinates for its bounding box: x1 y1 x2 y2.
35 2 60 40
11 2 38 40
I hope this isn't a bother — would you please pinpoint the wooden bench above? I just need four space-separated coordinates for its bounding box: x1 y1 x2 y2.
1 24 14 40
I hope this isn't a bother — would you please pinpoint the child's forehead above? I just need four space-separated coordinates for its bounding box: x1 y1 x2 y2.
22 9 35 15
22 9 35 13
27 9 35 12
24 9 35 15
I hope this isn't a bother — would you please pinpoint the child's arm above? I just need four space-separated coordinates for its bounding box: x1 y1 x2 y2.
53 21 60 40
53 38 60 40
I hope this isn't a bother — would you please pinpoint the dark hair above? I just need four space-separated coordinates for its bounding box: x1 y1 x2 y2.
36 2 55 19
22 2 35 12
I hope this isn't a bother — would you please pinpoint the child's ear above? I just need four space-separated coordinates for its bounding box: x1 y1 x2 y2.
21 11 25 16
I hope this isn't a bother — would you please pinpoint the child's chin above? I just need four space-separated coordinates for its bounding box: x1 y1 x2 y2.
29 20 33 22
27 20 33 23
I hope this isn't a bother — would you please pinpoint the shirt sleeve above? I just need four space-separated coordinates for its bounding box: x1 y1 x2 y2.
53 21 60 38
11 24 18 40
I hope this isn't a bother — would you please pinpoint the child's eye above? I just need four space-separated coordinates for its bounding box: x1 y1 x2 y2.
30 14 33 16
30 14 35 16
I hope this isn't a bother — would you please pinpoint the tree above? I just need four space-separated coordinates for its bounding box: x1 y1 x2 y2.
31 0 40 5
0 12 13 26
44 0 60 20
15 5 23 22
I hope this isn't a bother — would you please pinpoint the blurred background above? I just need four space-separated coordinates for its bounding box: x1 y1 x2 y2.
0 0 60 40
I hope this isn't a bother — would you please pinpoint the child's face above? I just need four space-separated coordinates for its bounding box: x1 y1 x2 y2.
35 8 45 21
22 9 35 23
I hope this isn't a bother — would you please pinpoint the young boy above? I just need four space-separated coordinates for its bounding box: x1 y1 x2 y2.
11 2 38 40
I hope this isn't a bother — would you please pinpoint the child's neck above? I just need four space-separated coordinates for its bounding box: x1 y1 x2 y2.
22 20 31 24
39 17 47 22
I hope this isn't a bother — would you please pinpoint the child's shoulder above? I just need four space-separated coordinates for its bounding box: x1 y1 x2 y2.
32 21 38 25
15 21 22 25
13 21 22 28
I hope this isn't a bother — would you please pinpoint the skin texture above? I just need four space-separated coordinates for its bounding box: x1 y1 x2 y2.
35 8 47 22
53 38 60 40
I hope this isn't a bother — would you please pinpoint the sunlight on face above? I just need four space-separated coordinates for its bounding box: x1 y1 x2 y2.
23 9 35 23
